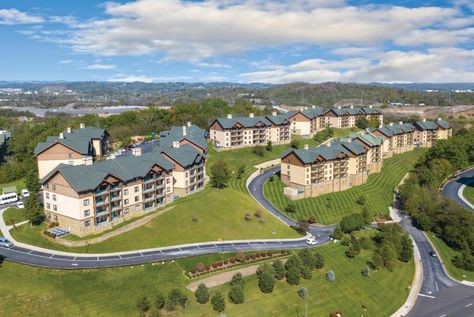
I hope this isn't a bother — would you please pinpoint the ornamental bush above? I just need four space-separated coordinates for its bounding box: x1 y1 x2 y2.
211 292 225 312
195 283 210 304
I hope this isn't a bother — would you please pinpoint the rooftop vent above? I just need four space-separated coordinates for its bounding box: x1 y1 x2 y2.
389 122 394 126
399 121 403 125
187 121 192 127
272 111 277 116
249 113 254 118
350 105 354 109
172 141 180 148
337 106 342 109
311 105 316 109
66 127 72 133
304 144 309 150
369 105 373 109
423 118 427 122
132 147 142 157
80 123 85 129
437 117 441 121
226 114 232 119
182 126 187 136
59 132 64 139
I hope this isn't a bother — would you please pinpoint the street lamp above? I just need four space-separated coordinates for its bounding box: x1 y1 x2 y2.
297 287 308 317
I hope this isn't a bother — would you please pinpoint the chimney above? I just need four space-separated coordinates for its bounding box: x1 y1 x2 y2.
350 105 354 109
389 122 394 126
337 106 342 109
249 113 254 118
80 123 85 129
312 105 316 109
172 141 180 148
437 117 441 121
422 118 426 122
132 147 142 157
226 114 232 119
67 127 72 133
272 111 277 116
59 132 64 139
369 105 373 109
187 121 192 127
304 144 309 150
182 126 187 136
379 123 383 129
399 121 403 125
365 128 370 133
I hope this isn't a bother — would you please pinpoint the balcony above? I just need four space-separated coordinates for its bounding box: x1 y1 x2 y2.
96 209 110 217
109 185 120 192
110 194 121 202
144 177 156 184
144 195 155 202
95 188 108 196
111 204 122 212
95 199 108 207
143 186 155 193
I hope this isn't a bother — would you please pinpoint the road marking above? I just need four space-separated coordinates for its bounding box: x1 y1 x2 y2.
418 294 436 299
71 263 78 266
435 281 439 292
118 255 122 259
49 254 55 258
139 252 143 256
439 314 446 317
27 250 33 254
466 303 473 308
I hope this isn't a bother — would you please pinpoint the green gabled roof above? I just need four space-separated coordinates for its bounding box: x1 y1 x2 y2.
282 145 348 164
414 120 438 130
356 133 383 147
286 108 325 120
361 107 382 115
43 151 175 193
375 127 394 137
329 107 363 116
435 119 451 129
265 114 290 125
34 126 107 155
160 124 208 151
154 144 204 168
331 140 366 156
213 115 271 129
385 123 415 135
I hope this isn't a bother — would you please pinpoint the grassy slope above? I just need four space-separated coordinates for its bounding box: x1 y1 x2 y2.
2 207 27 224
427 233 474 282
0 231 414 317
463 182 474 205
264 148 426 225
11 187 298 253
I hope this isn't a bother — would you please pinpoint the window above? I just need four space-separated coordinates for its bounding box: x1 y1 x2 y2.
166 178 170 184
53 205 57 211
83 199 90 206
124 188 129 195
84 209 90 217
134 186 139 193
124 208 129 215
124 198 129 205
54 215 58 221
84 220 91 227
46 203 50 209
167 187 171 193
46 192 50 199
52 184 56 191
52 194 57 201
135 205 140 211
68 153 73 158
135 196 139 202
185 172 189 177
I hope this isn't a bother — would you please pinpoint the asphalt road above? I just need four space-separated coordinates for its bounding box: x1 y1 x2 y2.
442 167 474 211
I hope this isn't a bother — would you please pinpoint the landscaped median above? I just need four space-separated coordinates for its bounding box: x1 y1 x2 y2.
463 182 474 206
0 231 414 317
263 148 426 225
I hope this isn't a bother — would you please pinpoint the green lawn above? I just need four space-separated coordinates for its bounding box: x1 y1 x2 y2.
463 182 474 205
0 230 414 317
2 207 27 225
264 148 426 225
11 187 298 253
426 233 474 282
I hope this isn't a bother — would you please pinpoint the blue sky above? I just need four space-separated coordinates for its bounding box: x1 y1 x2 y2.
0 0 473 83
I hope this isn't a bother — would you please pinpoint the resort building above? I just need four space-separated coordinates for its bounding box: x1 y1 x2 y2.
372 122 415 156
39 123 207 236
34 124 110 179
209 112 291 150
413 118 452 147
324 105 383 129
285 106 326 136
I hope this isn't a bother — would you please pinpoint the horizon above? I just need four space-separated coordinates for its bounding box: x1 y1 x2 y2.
0 0 473 83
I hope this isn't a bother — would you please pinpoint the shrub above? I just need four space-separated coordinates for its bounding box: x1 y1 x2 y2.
326 270 336 282
154 292 165 310
272 259 286 280
398 235 413 263
211 292 225 312
195 284 210 304
285 204 296 213
332 226 344 240
236 164 246 180
286 266 301 285
269 175 274 182
356 195 367 206
244 213 251 221
308 215 317 224
136 297 150 316
329 310 344 317
196 262 205 272
361 266 370 277
314 253 325 269
228 285 244 304
341 236 351 246
192 215 198 223
230 273 245 288
339 213 365 233
359 236 370 249
254 209 263 218
266 141 273 152
298 249 316 269
210 159 231 188
165 289 187 311
291 139 301 148
253 145 265 157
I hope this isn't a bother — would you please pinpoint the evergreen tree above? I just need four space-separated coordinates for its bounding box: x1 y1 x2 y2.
314 252 325 269
25 170 40 193
399 235 413 263
301 265 312 279
266 141 273 152
154 292 165 310
298 249 316 269
229 272 245 288
195 283 210 304
228 285 244 304
211 292 225 312
210 159 231 188
25 193 44 225
286 266 301 285
258 267 276 293
272 259 286 280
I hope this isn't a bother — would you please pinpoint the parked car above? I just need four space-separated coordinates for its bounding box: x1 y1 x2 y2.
429 250 437 257
21 189 29 198
306 236 318 245
0 237 14 248
16 201 25 209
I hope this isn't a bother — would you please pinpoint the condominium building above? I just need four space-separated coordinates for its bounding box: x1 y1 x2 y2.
372 122 415 156
325 105 383 129
34 124 110 179
286 106 326 136
209 112 290 150
39 124 207 236
413 118 452 147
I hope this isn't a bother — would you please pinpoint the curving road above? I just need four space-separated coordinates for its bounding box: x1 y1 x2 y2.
442 167 474 211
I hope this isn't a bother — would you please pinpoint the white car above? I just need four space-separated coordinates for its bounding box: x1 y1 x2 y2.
306 237 318 245
21 189 29 198
16 201 25 209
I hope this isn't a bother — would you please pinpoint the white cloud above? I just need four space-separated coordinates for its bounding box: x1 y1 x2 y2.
0 9 44 25
49 16 78 26
84 63 116 70
108 74 156 83
195 62 231 68
64 0 457 61
58 59 74 64
395 28 474 46
241 48 474 83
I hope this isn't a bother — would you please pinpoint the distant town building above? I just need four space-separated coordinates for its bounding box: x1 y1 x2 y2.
0 130 12 164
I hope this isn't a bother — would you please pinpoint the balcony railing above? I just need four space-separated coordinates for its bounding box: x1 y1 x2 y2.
95 199 108 207
110 195 121 202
